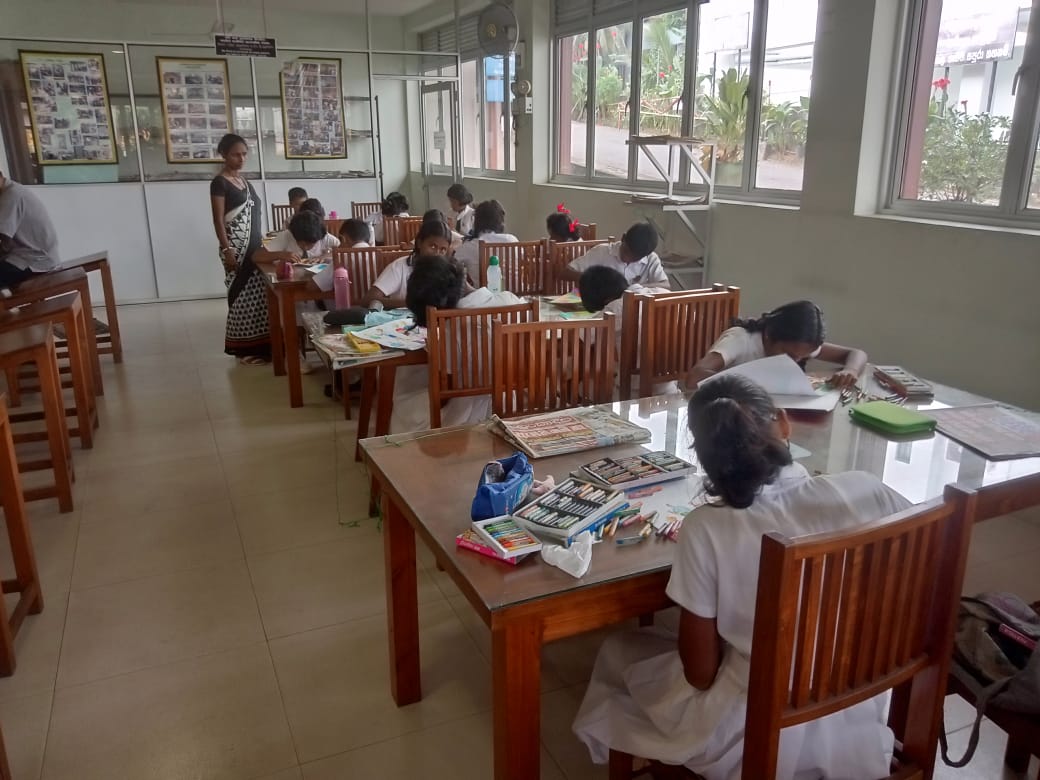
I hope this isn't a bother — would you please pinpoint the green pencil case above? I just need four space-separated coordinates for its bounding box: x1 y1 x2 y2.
849 401 937 436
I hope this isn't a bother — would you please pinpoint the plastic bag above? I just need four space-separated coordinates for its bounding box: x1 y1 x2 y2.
470 452 534 521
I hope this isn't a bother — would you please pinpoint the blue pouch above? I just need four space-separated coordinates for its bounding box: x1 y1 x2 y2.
471 452 534 521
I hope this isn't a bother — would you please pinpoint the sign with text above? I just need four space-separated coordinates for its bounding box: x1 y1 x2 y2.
214 35 277 58
935 0 1019 66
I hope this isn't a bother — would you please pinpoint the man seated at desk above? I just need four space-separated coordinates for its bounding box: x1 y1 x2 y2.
0 170 60 290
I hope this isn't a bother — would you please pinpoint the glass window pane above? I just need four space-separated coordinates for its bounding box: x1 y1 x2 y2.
593 23 632 179
637 9 687 182
484 55 508 171
557 33 588 176
755 0 817 190
461 59 481 170
900 0 1024 204
695 0 755 187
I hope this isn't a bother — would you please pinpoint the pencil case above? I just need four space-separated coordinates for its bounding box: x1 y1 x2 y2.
345 332 382 353
849 401 936 436
471 452 534 521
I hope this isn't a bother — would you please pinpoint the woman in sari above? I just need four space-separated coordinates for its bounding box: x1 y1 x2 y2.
210 133 268 364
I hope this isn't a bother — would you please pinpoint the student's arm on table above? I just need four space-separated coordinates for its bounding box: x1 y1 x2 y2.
684 351 725 391
363 285 405 310
817 342 868 389
557 264 582 283
678 609 723 690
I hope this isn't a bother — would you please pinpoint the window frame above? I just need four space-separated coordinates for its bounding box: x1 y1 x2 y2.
551 0 817 202
881 0 1040 229
460 54 515 179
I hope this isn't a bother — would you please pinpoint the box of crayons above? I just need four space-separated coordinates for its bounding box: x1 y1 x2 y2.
580 451 696 491
470 516 543 560
513 477 627 542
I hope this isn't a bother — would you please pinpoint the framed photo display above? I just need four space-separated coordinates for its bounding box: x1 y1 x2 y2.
19 51 117 165
280 58 347 159
156 57 232 163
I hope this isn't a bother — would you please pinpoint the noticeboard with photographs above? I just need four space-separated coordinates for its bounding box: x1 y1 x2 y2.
19 51 117 165
156 57 233 163
280 58 347 159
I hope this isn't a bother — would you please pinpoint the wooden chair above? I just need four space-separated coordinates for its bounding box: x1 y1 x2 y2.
332 246 397 307
491 314 616 418
478 241 548 295
577 222 597 240
546 239 608 295
609 481 976 780
60 250 123 363
351 200 382 221
271 204 294 230
426 300 539 429
379 248 412 264
0 394 44 678
619 284 740 401
947 471 1040 777
383 216 424 248
325 218 344 237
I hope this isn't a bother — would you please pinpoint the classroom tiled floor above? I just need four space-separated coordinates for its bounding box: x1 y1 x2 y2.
1 298 1038 779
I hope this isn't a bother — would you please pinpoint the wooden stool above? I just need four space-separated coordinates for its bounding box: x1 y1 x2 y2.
0 394 45 677
0 326 73 513
3 267 103 395
0 293 97 449
61 251 123 363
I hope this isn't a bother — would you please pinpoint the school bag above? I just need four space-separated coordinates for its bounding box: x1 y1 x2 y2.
939 591 1040 767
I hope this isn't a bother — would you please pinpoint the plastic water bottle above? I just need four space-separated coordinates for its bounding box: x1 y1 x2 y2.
329 210 337 219
486 255 502 293
334 265 351 309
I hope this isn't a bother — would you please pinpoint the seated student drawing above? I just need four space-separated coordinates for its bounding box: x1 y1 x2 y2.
453 199 519 286
288 187 308 213
446 182 475 236
365 191 409 245
255 210 339 265
685 300 867 390
557 222 669 288
389 254 523 434
338 218 371 248
423 208 464 253
572 374 909 780
364 218 453 311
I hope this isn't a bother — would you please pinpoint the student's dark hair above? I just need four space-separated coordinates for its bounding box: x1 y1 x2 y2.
446 183 473 206
287 187 308 202
546 212 579 242
405 254 467 326
287 210 325 244
422 208 447 223
411 219 453 260
467 199 506 239
735 300 826 347
621 222 658 259
688 375 793 509
217 133 248 157
299 197 325 220
381 191 409 216
338 218 369 244
578 266 627 313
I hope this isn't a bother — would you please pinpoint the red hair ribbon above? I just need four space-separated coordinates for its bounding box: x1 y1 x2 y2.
556 203 570 215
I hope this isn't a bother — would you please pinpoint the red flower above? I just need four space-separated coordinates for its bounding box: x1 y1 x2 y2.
659 71 666 78
932 77 950 89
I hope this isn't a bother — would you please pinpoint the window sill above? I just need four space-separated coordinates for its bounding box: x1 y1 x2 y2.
870 209 1040 237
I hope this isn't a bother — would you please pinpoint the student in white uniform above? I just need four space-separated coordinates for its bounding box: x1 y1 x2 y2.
365 191 409 245
364 218 453 310
389 254 523 433
423 209 464 253
686 300 867 390
559 222 669 288
254 210 339 264
546 209 581 243
446 183 475 236
337 218 372 248
573 374 910 779
453 199 519 285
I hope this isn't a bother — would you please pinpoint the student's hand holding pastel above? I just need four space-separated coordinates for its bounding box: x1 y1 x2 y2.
829 369 859 389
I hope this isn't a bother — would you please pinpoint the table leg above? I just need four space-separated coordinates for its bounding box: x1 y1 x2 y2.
283 290 303 408
78 282 103 396
491 617 544 780
374 363 399 437
267 287 285 377
98 260 123 363
354 365 377 462
382 492 421 706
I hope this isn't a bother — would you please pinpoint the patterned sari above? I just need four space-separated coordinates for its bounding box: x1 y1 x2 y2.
219 179 269 357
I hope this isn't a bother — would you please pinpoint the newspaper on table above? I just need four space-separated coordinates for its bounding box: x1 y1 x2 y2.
489 406 651 459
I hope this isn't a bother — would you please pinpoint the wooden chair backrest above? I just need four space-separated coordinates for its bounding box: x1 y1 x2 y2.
384 216 423 248
425 300 539 428
620 284 740 401
546 239 609 295
491 314 616 418
379 248 412 264
325 218 344 237
332 247 396 303
271 204 294 230
351 200 382 221
742 483 976 779
478 241 548 295
577 222 597 240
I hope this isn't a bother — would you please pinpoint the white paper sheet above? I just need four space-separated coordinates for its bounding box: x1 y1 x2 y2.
699 355 840 412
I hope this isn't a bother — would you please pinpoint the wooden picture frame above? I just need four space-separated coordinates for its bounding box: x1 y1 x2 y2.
280 57 347 160
19 50 117 166
156 57 233 164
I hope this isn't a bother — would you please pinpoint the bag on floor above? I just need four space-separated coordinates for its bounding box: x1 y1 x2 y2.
939 592 1040 767
471 452 533 521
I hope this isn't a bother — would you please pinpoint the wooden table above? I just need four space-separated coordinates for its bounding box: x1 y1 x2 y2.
256 261 332 408
61 250 123 363
360 386 1040 780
